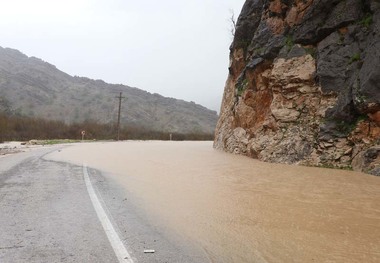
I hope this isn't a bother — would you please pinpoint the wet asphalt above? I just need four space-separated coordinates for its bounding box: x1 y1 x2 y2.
0 147 209 263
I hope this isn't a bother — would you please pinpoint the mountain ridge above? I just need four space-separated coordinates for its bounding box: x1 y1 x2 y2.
0 46 217 134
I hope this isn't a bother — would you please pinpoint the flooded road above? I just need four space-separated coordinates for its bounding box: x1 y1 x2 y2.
47 141 380 262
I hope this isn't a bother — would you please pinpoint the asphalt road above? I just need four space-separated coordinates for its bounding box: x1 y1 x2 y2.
0 147 208 263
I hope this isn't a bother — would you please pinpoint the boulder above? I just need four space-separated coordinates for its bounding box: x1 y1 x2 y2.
352 146 380 176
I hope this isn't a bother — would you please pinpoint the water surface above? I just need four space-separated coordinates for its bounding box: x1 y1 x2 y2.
47 141 380 262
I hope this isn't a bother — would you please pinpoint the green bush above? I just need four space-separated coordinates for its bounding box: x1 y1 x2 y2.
359 14 373 28
349 53 360 64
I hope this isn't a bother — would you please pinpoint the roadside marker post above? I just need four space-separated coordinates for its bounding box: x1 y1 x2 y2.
81 130 85 142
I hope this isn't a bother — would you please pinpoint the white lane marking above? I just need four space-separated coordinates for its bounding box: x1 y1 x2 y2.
83 164 134 263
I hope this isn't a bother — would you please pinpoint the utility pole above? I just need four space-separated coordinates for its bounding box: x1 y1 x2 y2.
116 92 125 141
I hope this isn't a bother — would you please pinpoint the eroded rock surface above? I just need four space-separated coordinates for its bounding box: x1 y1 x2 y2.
215 0 380 174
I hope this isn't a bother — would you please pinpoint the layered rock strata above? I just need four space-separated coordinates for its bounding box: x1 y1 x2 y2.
214 0 380 175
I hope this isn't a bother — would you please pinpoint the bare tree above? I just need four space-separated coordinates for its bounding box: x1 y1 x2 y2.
229 9 237 38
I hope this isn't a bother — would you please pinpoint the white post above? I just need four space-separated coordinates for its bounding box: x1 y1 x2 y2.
81 130 85 142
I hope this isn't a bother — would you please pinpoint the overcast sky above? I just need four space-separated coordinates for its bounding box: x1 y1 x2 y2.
0 0 245 112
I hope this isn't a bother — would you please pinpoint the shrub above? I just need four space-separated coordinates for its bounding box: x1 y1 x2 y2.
0 113 214 141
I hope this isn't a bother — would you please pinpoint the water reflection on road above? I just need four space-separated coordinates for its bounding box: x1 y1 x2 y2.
47 141 380 263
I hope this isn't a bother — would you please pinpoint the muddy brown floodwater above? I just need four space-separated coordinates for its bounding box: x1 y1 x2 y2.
47 141 380 263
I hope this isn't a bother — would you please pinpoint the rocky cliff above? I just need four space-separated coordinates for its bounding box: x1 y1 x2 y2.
0 47 218 134
214 0 380 175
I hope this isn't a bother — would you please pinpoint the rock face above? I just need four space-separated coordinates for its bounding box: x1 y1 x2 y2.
0 47 218 134
214 0 380 174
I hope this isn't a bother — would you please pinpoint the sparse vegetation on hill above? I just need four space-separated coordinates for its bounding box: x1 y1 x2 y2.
0 46 218 134
0 113 214 143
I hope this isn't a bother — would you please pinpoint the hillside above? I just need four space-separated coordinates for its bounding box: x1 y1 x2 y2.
214 0 380 175
0 47 218 134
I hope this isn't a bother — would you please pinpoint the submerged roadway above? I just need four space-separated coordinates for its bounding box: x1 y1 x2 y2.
2 141 380 263
0 146 208 263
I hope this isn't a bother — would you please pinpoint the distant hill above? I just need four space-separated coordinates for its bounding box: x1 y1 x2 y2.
0 47 218 134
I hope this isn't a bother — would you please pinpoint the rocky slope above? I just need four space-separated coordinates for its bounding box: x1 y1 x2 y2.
214 0 380 175
0 47 217 134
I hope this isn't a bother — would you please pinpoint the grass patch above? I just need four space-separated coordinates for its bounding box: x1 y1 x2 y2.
285 35 294 51
236 78 249 97
359 13 373 28
318 163 353 171
305 47 317 58
349 53 360 64
337 114 368 135
336 120 356 135
38 139 82 145
305 163 353 171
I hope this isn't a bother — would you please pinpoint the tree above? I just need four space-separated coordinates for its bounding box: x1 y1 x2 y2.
229 9 237 38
